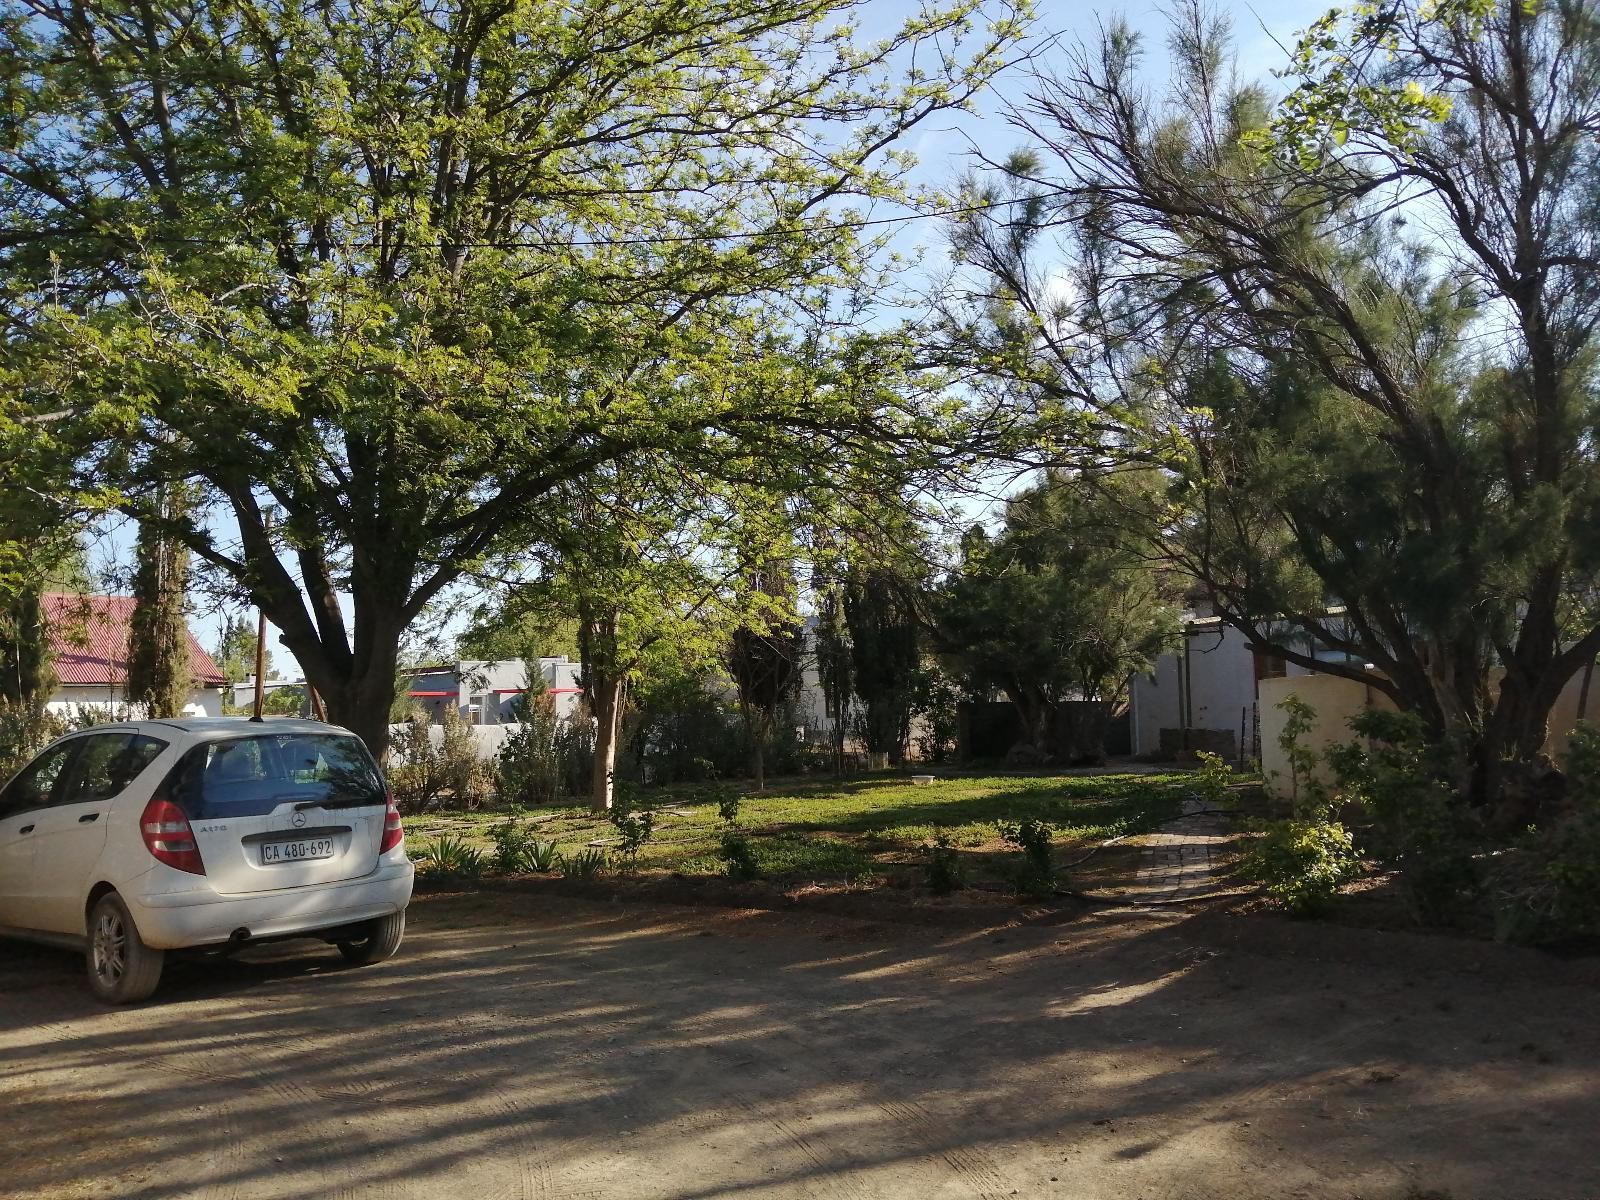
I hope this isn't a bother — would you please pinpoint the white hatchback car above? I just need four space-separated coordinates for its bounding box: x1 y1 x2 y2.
0 717 413 1003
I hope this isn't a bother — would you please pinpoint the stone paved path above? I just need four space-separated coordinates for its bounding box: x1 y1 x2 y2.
1109 796 1235 905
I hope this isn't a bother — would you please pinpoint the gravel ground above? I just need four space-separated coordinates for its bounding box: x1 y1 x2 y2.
3 890 1598 1200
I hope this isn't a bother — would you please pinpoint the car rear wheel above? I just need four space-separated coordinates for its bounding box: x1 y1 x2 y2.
336 910 405 966
87 892 165 1004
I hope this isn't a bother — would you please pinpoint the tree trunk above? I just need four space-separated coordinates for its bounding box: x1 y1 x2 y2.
752 726 766 792
590 675 624 812
318 661 403 764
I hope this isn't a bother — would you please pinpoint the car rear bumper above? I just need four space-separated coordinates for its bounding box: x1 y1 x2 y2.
127 861 415 950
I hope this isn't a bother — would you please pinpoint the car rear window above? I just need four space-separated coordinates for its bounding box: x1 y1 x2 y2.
167 733 385 819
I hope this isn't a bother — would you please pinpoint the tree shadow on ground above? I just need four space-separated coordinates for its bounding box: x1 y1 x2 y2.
3 890 1596 1200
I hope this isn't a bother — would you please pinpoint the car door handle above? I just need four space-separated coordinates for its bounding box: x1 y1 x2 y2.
78 812 100 824
18 824 33 835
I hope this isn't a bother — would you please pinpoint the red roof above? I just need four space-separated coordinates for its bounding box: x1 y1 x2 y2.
42 593 227 688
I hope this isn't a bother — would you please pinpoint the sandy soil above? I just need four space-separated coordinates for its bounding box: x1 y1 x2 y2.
2 892 1597 1200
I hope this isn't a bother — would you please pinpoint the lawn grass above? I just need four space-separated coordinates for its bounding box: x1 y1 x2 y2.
410 768 1199 890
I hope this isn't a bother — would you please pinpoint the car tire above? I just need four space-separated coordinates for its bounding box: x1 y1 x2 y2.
87 892 165 1005
336 910 405 966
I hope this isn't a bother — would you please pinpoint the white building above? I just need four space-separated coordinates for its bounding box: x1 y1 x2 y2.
1129 614 1368 760
401 658 584 725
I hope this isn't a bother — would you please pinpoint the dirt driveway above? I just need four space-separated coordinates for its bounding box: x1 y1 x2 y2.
3 892 1597 1200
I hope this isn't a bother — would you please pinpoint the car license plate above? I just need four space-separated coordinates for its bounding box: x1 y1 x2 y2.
261 837 336 865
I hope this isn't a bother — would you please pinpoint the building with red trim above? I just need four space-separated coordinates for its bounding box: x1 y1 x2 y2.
400 657 584 726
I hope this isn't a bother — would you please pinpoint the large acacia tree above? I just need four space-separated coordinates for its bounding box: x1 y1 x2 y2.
0 0 1028 753
947 0 1600 805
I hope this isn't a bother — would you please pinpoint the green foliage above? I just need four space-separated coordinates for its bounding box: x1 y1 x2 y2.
488 814 559 874
811 573 853 773
261 686 306 717
496 690 570 806
952 0 1600 809
1243 819 1360 918
1192 751 1236 808
0 701 67 781
709 784 743 827
1273 695 1331 818
727 561 806 789
1257 0 1497 168
389 710 493 814
934 471 1178 762
629 665 748 786
922 831 966 895
1489 725 1600 943
911 665 963 764
1328 708 1480 925
998 817 1057 898
213 615 269 686
559 848 608 880
126 490 194 720
2 0 1030 758
0 588 55 709
416 832 486 878
718 831 762 881
843 559 924 764
607 787 657 870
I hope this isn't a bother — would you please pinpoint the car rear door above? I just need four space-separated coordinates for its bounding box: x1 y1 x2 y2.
0 738 81 930
28 732 170 935
171 732 386 896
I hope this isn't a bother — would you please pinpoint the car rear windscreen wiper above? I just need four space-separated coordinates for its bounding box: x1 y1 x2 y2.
294 796 384 810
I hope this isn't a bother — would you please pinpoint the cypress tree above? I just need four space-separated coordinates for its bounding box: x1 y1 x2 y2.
127 491 193 719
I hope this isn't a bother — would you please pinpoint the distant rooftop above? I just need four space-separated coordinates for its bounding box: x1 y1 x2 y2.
42 593 227 688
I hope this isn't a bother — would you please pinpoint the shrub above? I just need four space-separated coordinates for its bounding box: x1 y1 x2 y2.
922 831 964 895
495 691 564 805
1242 818 1359 917
718 830 762 880
1192 750 1235 808
389 709 493 813
998 817 1056 898
1490 724 1600 943
706 783 742 826
0 701 66 780
1272 694 1331 817
416 832 486 878
559 847 607 879
607 786 657 872
1328 708 1481 925
487 813 558 874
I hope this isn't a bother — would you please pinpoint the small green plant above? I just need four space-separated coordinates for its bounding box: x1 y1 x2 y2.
1192 750 1235 808
998 817 1056 898
922 831 965 895
416 831 486 878
719 830 762 880
1273 694 1330 817
711 784 743 826
523 839 560 872
559 847 607 879
607 786 657 871
1242 818 1359 917
487 814 559 873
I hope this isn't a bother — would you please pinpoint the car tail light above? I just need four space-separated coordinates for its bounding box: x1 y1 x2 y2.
379 791 404 854
140 797 206 875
